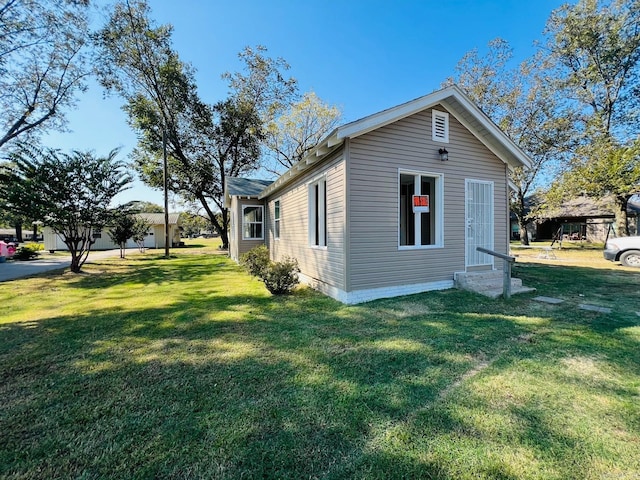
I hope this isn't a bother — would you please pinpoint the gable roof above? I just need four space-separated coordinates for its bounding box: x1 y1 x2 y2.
137 212 180 225
260 85 532 199
224 177 274 207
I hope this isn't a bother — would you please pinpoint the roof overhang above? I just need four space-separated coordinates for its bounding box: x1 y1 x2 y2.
259 85 533 199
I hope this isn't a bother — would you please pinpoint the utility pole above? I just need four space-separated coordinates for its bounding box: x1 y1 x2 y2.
162 129 170 258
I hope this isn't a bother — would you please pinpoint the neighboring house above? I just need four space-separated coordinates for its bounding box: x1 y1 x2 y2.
516 195 640 242
225 85 532 304
43 213 182 251
0 228 41 242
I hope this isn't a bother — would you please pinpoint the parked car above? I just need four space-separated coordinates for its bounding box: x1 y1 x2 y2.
603 235 640 267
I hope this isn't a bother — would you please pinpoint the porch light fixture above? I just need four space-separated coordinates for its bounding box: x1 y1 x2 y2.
438 148 449 161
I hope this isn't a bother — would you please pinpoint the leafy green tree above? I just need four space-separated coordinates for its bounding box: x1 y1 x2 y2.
130 216 150 252
444 39 573 244
543 0 640 140
222 45 298 125
108 214 136 258
541 0 640 234
265 91 342 173
0 147 131 272
179 212 209 238
94 1 290 249
108 213 150 256
124 201 164 213
0 159 44 241
549 139 640 235
0 0 91 150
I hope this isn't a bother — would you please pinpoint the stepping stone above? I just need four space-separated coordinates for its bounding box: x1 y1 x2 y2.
532 296 564 304
579 304 612 314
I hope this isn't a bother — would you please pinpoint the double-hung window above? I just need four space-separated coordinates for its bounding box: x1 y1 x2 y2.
242 205 264 240
274 200 281 239
309 177 327 247
399 171 443 248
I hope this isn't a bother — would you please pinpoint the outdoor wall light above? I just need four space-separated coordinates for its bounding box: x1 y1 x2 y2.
439 148 449 161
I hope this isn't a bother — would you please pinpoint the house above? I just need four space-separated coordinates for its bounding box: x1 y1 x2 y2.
516 195 640 242
43 213 182 251
225 85 532 304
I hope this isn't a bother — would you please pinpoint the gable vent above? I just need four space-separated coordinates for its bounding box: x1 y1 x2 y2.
432 110 449 143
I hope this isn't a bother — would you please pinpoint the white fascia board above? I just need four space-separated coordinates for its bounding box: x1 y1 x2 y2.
441 90 532 170
335 84 532 171
335 87 455 141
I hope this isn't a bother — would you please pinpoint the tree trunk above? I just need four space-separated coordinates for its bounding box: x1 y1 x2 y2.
70 251 81 273
219 229 229 251
14 221 23 242
32 223 38 242
518 217 530 245
614 196 629 236
197 194 229 250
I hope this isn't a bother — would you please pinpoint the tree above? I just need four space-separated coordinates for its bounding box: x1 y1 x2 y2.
549 139 640 235
264 91 342 173
94 1 292 249
108 214 136 258
0 147 131 272
222 45 298 125
130 216 150 252
124 200 164 213
108 213 150 257
180 212 210 237
0 0 91 150
541 0 640 234
444 39 573 244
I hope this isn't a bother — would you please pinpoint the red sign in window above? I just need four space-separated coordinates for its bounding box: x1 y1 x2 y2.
412 195 430 213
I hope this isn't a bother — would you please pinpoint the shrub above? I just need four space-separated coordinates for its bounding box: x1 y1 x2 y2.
14 243 43 260
240 244 271 278
240 245 300 295
262 256 300 294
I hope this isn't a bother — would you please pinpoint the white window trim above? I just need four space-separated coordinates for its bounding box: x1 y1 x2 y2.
242 205 264 240
398 169 444 250
273 198 281 240
432 109 449 143
308 176 327 249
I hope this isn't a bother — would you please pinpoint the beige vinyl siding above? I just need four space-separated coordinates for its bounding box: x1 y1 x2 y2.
347 105 508 291
266 152 346 292
232 197 267 260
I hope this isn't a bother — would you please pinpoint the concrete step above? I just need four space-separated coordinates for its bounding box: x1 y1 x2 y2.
455 270 535 298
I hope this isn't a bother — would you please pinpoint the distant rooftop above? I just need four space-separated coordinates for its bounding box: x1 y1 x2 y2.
226 177 273 197
137 212 180 225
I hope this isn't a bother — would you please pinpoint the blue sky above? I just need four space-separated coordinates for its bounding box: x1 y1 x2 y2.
45 0 566 207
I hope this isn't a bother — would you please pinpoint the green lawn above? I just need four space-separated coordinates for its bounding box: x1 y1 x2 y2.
1 241 639 479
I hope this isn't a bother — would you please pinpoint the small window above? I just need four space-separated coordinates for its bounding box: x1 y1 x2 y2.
432 109 449 143
308 177 327 247
399 171 442 248
242 205 264 240
274 200 281 239
93 229 102 239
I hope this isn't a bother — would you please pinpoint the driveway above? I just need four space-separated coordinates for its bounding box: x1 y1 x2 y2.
0 249 126 282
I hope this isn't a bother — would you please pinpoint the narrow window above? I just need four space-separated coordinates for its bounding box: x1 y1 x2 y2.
432 110 449 143
399 172 441 247
242 206 264 240
274 200 281 239
309 178 327 247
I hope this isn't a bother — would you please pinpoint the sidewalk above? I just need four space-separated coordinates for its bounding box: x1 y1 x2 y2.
0 249 127 282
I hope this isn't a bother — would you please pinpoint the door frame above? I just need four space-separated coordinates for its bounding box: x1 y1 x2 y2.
465 179 495 269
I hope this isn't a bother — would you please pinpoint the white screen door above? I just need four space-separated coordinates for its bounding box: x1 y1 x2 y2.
465 179 494 267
